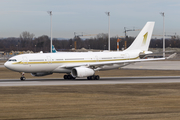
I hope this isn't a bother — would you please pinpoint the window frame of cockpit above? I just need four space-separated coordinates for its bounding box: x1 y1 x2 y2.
8 59 17 62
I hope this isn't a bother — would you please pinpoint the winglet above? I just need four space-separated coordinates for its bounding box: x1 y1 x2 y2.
166 53 177 59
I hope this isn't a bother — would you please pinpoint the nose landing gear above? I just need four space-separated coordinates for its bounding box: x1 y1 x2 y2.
20 72 26 81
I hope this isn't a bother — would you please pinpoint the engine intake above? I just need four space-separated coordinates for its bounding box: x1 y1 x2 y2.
71 67 94 78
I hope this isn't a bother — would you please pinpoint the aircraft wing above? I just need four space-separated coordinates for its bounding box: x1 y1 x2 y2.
61 57 165 69
89 57 165 67
61 53 176 69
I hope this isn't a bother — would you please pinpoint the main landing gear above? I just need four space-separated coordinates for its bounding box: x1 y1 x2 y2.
64 75 76 80
63 74 100 80
87 75 100 80
20 72 26 81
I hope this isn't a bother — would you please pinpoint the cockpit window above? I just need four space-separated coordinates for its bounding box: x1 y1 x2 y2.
8 59 17 62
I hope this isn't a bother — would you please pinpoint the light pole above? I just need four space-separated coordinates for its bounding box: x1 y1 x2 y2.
105 12 110 51
47 11 52 53
35 45 36 53
160 12 165 58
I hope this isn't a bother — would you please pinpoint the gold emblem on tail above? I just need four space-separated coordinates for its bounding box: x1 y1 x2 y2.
142 32 148 46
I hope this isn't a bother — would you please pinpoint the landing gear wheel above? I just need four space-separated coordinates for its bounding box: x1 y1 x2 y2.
91 76 95 80
64 75 68 79
64 75 76 80
95 75 100 80
20 77 26 81
87 75 100 80
20 72 26 81
67 75 72 79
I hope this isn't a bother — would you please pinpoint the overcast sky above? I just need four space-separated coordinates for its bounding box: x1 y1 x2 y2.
0 0 180 38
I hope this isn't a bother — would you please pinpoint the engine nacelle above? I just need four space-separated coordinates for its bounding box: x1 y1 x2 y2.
31 72 53 77
71 67 94 78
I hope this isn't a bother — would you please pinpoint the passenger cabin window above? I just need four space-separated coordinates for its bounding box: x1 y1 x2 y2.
8 59 17 62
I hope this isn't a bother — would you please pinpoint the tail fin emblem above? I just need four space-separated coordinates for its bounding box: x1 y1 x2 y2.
142 32 148 46
52 45 57 53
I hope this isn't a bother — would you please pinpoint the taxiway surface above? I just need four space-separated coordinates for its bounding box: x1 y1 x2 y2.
0 63 4 68
1 76 180 86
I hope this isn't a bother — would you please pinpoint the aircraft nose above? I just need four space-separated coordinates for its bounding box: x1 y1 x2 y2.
4 62 11 69
4 62 8 67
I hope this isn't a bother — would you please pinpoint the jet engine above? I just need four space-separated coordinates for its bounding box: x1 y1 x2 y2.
71 67 94 78
31 72 53 76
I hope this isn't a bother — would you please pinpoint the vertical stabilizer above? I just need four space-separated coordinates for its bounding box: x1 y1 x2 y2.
52 45 57 53
125 22 155 52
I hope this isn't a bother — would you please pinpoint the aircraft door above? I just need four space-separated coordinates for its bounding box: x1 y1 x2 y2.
95 56 99 62
125 53 129 60
22 56 28 65
47 56 52 64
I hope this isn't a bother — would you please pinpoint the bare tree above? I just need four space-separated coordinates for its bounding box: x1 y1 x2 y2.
20 31 35 41
19 31 35 49
96 33 108 39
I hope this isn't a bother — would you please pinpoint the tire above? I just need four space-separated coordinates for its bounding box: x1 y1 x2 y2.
64 75 68 79
95 75 100 80
20 77 25 81
90 76 95 80
67 75 72 79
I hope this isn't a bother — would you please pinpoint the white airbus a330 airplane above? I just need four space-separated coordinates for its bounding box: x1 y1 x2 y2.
4 22 165 80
